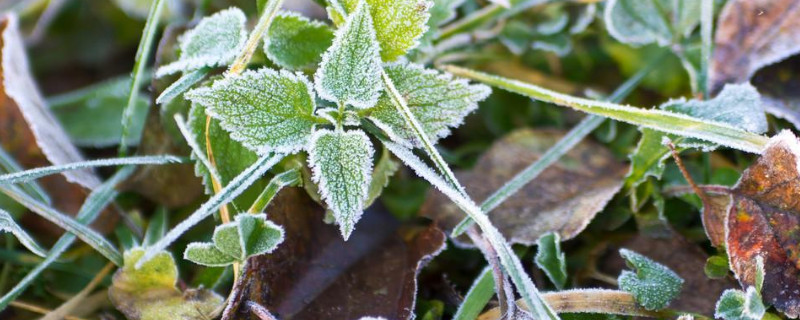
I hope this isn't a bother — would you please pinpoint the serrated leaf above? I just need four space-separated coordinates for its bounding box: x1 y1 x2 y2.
212 222 243 260
265 12 334 70
535 232 567 290
715 288 766 320
184 243 237 267
110 248 224 320
428 0 464 29
156 8 247 77
618 248 684 311
186 68 318 155
308 129 374 240
315 0 383 109
368 62 491 147
339 0 432 61
237 213 284 257
0 208 47 257
604 0 700 46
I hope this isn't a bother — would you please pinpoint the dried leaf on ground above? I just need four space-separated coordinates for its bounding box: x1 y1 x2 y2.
725 130 800 318
421 129 626 245
221 188 446 320
710 0 800 93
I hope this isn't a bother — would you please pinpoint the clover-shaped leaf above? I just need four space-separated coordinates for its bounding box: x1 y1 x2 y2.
604 0 699 47
368 62 491 148
336 0 432 61
716 287 766 320
315 0 383 109
186 68 319 155
156 7 248 77
618 248 684 310
308 129 374 240
184 213 285 267
265 12 334 70
534 232 567 290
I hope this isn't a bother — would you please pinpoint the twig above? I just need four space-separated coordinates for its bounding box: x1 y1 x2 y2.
246 301 278 320
666 141 713 210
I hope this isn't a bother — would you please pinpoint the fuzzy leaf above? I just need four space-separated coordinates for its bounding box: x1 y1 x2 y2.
715 288 766 320
339 0 432 61
237 213 284 257
186 68 318 155
315 0 383 109
0 208 47 257
183 213 284 266
618 248 684 310
604 0 700 46
265 12 334 70
308 129 374 240
156 8 247 77
212 223 243 259
184 243 237 267
368 62 491 147
535 232 567 290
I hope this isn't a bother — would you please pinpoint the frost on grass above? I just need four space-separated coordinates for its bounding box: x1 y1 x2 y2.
618 248 684 311
368 62 491 147
186 68 318 155
534 232 567 290
314 0 383 109
0 208 47 257
156 8 247 77
604 0 699 46
308 129 374 240
265 12 334 70
338 0 432 61
184 213 284 267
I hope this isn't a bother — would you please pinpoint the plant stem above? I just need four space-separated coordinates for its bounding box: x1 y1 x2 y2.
247 169 301 214
444 65 769 153
227 0 284 76
699 0 713 98
119 0 165 156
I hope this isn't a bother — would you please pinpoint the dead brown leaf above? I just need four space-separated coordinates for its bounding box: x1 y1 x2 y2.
421 128 626 245
710 0 800 93
222 188 446 320
725 130 800 318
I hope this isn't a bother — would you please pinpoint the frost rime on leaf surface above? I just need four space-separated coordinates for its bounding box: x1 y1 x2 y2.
0 208 47 257
185 68 318 155
184 213 284 266
604 0 700 46
308 129 374 240
265 12 334 70
618 248 684 311
315 0 383 109
368 62 491 147
156 8 248 77
338 0 433 61
715 287 766 320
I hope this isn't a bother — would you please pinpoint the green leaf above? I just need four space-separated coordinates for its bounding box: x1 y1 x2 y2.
453 267 495 320
156 68 210 105
715 288 766 320
247 169 302 214
428 0 464 29
604 0 700 46
212 223 243 259
110 248 224 320
624 128 672 190
184 243 237 267
186 68 319 155
704 255 730 279
368 62 491 147
339 0 432 61
314 0 383 109
265 12 334 70
183 213 284 266
0 208 47 257
236 213 284 257
143 208 168 247
535 232 567 290
618 248 684 310
156 8 248 77
364 146 399 208
308 129 374 240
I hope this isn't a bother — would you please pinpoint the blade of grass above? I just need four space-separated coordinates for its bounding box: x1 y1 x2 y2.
450 51 665 236
0 147 49 204
454 267 495 320
444 65 769 153
137 153 283 268
119 0 166 156
143 207 168 246
438 0 551 41
699 0 713 98
0 155 183 184
0 166 134 310
156 67 211 105
247 169 301 214
173 114 223 184
227 0 285 76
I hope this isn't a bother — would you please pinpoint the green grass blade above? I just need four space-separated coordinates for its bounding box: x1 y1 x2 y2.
0 166 134 310
119 0 166 156
699 0 713 97
0 147 49 204
156 67 211 105
143 207 168 246
0 155 183 184
247 168 301 214
444 65 769 153
454 267 495 320
137 153 284 268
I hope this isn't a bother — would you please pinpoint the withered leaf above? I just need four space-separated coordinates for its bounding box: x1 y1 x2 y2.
222 188 446 320
710 0 800 93
726 130 800 318
421 129 626 245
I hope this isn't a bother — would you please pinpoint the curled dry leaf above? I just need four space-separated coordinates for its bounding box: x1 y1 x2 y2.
710 0 800 93
725 130 800 318
222 188 446 320
421 129 626 245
